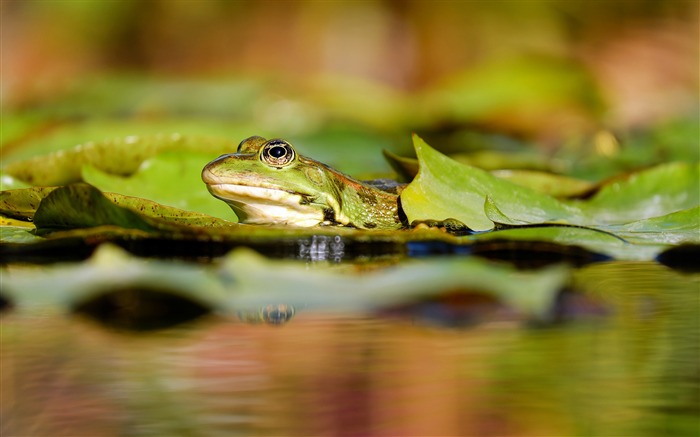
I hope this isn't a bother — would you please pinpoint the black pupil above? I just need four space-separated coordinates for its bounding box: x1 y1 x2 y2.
269 146 286 158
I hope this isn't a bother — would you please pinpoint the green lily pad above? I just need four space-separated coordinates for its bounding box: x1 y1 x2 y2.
0 172 31 190
402 136 699 243
83 151 235 221
575 162 699 224
491 169 594 198
0 226 42 244
3 133 240 186
28 184 242 235
473 226 655 261
604 207 700 245
33 184 158 235
0 187 57 221
401 135 583 231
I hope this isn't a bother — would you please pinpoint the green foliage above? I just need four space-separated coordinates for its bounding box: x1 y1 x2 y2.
33 184 157 235
402 135 582 231
83 152 235 221
402 136 699 244
3 133 240 186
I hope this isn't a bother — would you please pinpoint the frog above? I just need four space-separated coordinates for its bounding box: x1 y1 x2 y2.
202 136 407 230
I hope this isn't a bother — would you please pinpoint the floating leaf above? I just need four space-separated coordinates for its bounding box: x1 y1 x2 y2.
472 226 657 261
0 187 57 220
33 184 158 235
604 207 700 245
1 172 31 190
83 151 235 221
3 134 239 186
0 226 42 244
491 169 594 198
575 162 699 224
382 149 419 182
401 135 584 231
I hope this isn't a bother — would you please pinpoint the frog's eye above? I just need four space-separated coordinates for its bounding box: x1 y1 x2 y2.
261 140 296 168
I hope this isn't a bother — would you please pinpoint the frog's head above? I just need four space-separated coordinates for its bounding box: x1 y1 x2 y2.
202 136 343 226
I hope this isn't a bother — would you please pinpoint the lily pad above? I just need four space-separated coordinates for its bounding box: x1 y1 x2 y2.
402 135 699 243
491 169 594 198
28 184 243 236
0 226 42 244
401 135 584 231
3 133 240 186
604 207 700 245
33 184 158 235
0 172 31 190
472 226 654 261
575 162 700 224
0 187 57 220
83 151 235 221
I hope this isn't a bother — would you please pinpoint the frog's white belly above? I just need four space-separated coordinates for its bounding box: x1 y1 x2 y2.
207 184 324 226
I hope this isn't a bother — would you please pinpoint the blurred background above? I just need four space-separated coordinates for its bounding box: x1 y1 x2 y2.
2 0 699 176
2 3 699 437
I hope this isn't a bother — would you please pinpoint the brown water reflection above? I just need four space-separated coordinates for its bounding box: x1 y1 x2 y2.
2 263 698 437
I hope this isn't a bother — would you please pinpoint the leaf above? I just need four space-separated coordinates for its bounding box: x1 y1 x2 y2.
401 135 584 231
0 187 57 220
33 184 158 235
3 133 240 186
0 226 42 244
83 151 236 221
1 172 31 190
473 226 660 261
604 207 700 245
575 162 700 224
0 185 236 229
491 169 594 198
382 149 419 182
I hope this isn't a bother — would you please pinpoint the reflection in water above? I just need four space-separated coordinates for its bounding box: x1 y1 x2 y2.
298 235 345 262
1 263 698 437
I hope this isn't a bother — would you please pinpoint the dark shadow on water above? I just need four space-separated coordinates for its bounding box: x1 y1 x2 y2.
656 244 700 272
408 239 612 269
72 287 213 332
0 293 12 313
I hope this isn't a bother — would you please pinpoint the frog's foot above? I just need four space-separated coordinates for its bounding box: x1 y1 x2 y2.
410 218 475 236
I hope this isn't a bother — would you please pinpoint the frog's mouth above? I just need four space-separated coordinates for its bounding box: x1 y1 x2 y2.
205 183 326 227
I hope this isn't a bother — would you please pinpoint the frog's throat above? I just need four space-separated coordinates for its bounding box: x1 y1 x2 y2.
206 183 336 227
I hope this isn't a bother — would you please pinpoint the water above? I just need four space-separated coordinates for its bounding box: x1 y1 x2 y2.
1 262 698 437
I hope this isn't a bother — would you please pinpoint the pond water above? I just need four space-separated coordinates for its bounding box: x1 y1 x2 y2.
1 262 698 437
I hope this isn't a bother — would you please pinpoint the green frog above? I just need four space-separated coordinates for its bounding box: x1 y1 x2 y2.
202 136 406 230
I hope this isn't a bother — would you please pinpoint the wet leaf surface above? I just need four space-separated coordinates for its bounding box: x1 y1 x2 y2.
83 151 235 221
4 134 239 186
401 135 583 231
402 136 699 247
33 184 158 235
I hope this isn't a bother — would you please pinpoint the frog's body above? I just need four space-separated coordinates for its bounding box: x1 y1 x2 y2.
202 136 404 230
